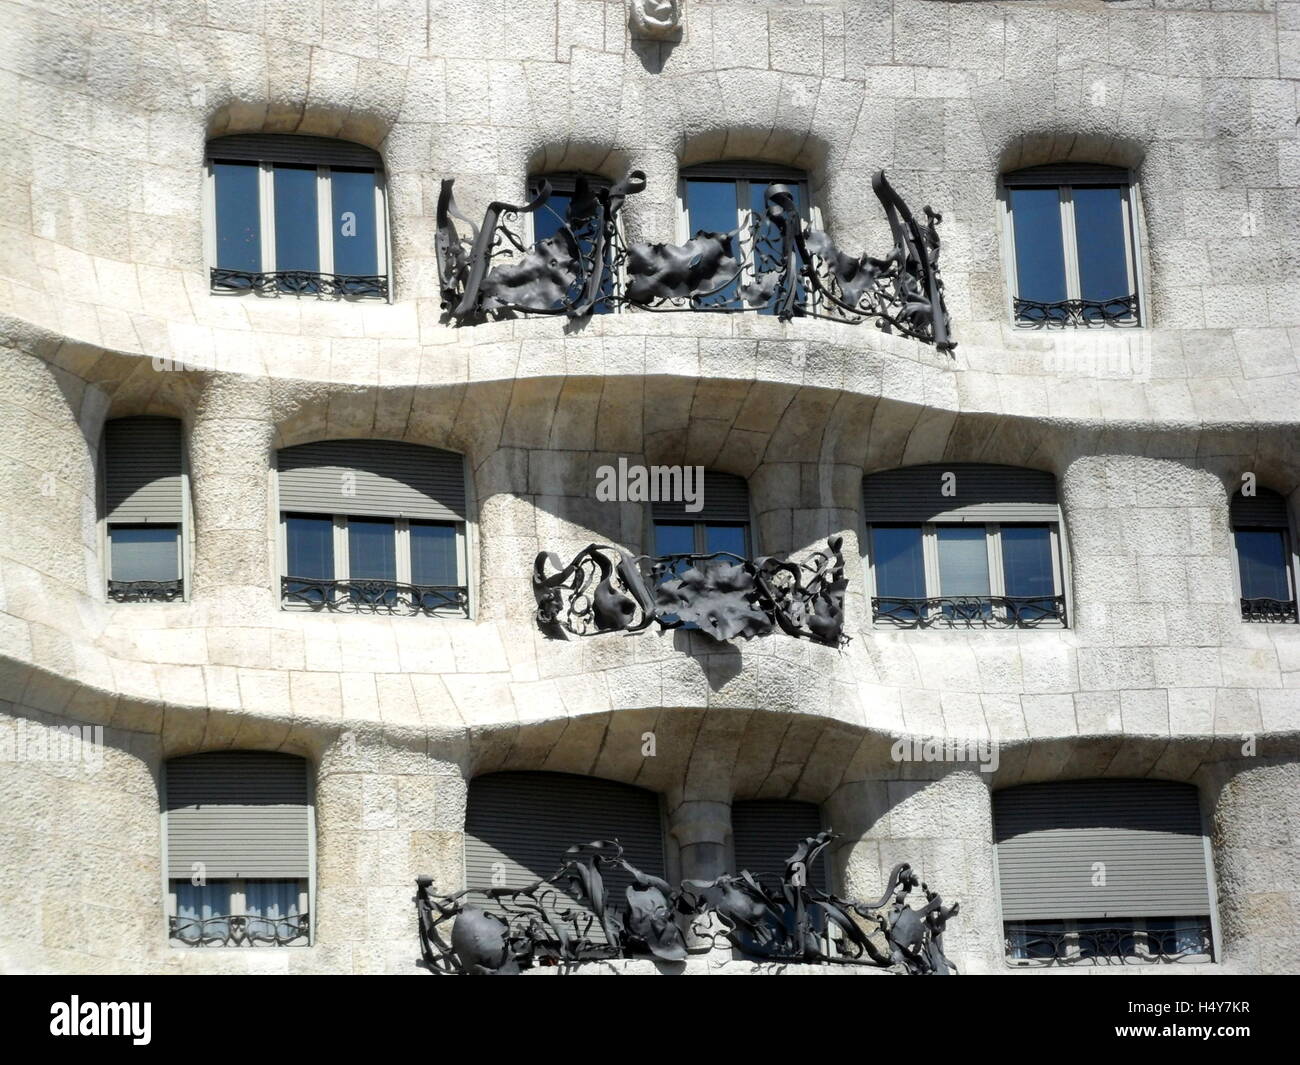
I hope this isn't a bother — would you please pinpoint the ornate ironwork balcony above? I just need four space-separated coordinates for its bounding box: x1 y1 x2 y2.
436 170 954 350
1014 293 1139 327
107 579 184 603
210 268 389 298
533 538 848 646
1005 920 1212 965
873 594 1067 629
1241 596 1299 623
169 912 310 948
415 831 958 974
280 576 469 616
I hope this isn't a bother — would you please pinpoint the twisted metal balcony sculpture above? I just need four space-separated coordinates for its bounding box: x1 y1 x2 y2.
169 911 310 948
533 537 847 646
107 579 184 603
436 170 954 350
414 832 958 974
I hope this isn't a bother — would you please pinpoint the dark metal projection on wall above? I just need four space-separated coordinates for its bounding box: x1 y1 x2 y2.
436 170 954 350
532 537 848 646
414 832 958 974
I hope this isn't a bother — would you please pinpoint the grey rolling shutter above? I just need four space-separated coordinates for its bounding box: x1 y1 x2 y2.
104 417 183 524
652 470 750 522
165 752 310 879
732 799 828 892
680 161 808 183
994 780 1211 921
1004 163 1128 187
277 439 467 520
1231 487 1289 528
465 772 665 938
207 134 382 169
863 463 1059 524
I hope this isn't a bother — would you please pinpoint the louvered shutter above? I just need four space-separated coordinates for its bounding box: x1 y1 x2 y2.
465 773 665 938
277 440 467 520
165 752 311 879
994 780 1211 921
207 134 382 170
1004 163 1129 187
863 463 1059 524
732 799 828 892
104 417 183 524
652 470 750 522
1231 487 1289 528
680 162 808 183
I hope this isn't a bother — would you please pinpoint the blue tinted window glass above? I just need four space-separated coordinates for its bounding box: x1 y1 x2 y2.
686 179 738 239
411 522 459 586
273 164 319 273
531 184 613 314
1235 529 1291 601
245 879 302 941
1009 186 1067 308
110 525 179 582
348 518 396 580
330 168 378 277
213 161 261 273
873 526 925 598
1001 526 1055 598
936 525 990 597
705 523 748 556
533 190 573 245
1073 186 1130 305
173 879 233 943
654 522 695 556
285 515 333 579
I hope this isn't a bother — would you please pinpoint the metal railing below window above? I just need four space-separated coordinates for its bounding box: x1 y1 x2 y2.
1005 919 1213 965
281 576 468 616
1241 597 1299 623
107 579 184 603
873 594 1066 629
211 268 388 298
169 912 310 948
1013 293 1139 327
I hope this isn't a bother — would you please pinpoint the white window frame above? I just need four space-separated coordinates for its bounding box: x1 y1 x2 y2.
866 522 1066 628
652 519 752 557
204 158 390 299
998 171 1145 326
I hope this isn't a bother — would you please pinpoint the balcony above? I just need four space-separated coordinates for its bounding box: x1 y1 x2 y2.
280 576 469 616
436 169 954 350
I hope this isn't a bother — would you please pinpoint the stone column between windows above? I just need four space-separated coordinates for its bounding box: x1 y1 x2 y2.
667 798 731 882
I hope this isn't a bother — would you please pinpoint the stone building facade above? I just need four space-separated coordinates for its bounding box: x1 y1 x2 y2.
0 0 1297 975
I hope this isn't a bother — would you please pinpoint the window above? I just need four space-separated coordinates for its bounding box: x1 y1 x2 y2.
277 440 469 616
102 417 185 603
1001 163 1142 327
678 162 810 311
526 172 616 313
164 752 312 947
206 134 388 298
1231 485 1297 622
994 780 1215 966
650 469 753 610
863 464 1066 628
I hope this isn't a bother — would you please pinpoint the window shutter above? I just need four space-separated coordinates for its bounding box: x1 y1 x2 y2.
651 470 750 523
1004 163 1129 187
1231 487 1289 528
104 417 183 524
277 440 467 521
207 134 382 170
680 161 808 183
994 780 1211 921
465 772 665 939
731 799 828 892
862 463 1059 524
165 752 310 879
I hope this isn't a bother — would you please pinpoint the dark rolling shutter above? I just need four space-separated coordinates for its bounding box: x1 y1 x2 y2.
863 463 1059 524
1231 487 1289 528
680 162 808 183
104 417 183 524
732 799 828 892
994 780 1211 921
465 772 665 938
165 752 310 880
652 470 750 522
207 134 382 170
277 439 466 520
1004 163 1129 187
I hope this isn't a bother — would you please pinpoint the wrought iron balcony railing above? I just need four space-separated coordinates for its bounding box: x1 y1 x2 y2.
107 579 184 603
210 268 389 298
415 832 958 974
436 169 954 350
1005 920 1212 965
1014 293 1139 328
169 912 310 948
281 576 469 616
1241 596 1299 623
533 538 848 646
873 594 1067 629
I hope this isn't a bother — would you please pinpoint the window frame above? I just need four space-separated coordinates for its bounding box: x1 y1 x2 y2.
1229 501 1300 623
652 518 752 558
203 156 391 300
998 167 1147 327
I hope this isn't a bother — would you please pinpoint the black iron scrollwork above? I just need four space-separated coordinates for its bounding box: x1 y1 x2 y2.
210 268 388 298
533 537 847 646
1005 920 1212 965
873 594 1067 629
169 911 310 947
415 832 958 974
1241 596 1298 623
107 579 184 603
281 576 469 616
436 170 954 349
1013 293 1139 327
